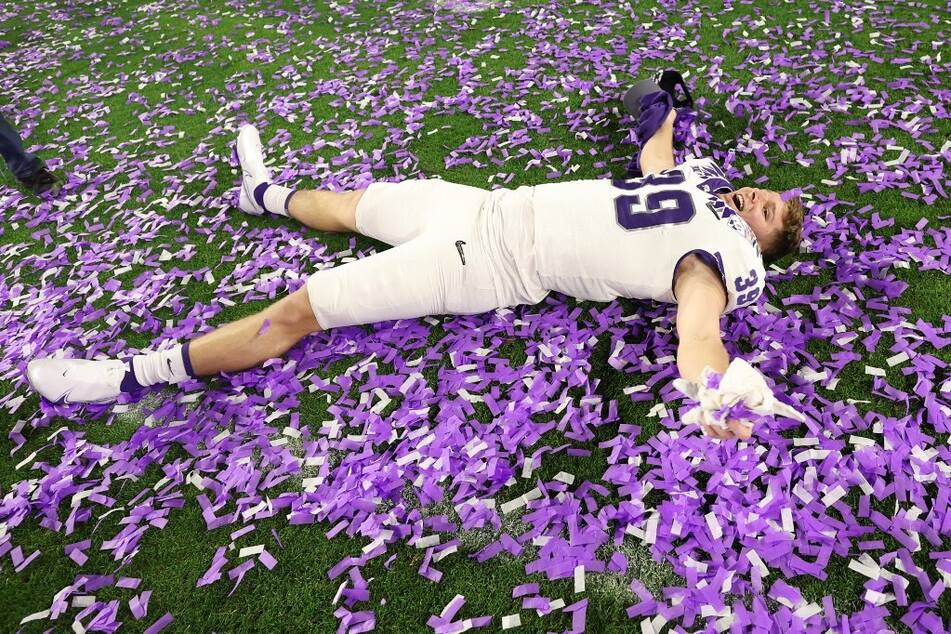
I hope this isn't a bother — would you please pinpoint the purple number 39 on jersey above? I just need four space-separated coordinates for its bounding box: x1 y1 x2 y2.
612 171 696 231
734 269 760 305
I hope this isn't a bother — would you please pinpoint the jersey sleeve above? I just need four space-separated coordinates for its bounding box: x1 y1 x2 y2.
672 232 766 313
717 238 766 313
680 157 734 195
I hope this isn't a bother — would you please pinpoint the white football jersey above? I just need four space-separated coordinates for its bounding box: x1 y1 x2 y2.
530 158 766 312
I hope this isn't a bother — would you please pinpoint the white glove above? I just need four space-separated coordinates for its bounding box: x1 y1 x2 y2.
672 358 806 429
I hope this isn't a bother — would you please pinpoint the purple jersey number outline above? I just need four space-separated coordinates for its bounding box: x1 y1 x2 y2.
734 269 760 305
612 170 696 231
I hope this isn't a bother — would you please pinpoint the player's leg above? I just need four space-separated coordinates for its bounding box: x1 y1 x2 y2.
305 234 456 329
187 285 320 375
286 188 363 233
27 234 470 405
235 124 490 246
305 199 511 330
235 125 362 232
348 178 490 246
27 286 323 403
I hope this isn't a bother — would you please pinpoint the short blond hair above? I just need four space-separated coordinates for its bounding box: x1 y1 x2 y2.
762 196 804 263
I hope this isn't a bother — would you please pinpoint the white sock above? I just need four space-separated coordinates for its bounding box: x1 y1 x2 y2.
131 344 192 387
254 182 294 216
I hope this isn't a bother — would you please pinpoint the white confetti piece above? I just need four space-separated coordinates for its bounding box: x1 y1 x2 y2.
72 596 96 608
520 459 534 479
500 496 526 515
848 559 880 580
647 403 667 418
886 352 910 367
415 535 440 549
302 477 323 490
20 610 50 624
332 580 348 605
574 565 585 593
793 603 822 619
14 450 38 471
501 614 521 629
864 365 886 377
746 550 769 576
798 369 828 383
821 485 847 507
644 513 659 544
434 544 458 562
864 589 894 606
238 544 264 557
362 536 385 554
523 488 542 502
781 507 794 533
396 451 420 466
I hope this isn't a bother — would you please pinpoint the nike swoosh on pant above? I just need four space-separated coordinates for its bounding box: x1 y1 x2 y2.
455 240 467 265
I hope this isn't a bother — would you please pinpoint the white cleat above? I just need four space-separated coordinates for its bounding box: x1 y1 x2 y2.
27 358 127 404
236 124 271 216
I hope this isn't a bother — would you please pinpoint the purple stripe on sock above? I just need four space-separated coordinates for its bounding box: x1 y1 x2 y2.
285 189 297 213
120 359 144 393
182 342 197 378
253 182 269 210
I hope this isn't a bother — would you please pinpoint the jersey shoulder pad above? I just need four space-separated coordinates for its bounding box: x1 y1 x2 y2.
681 157 734 195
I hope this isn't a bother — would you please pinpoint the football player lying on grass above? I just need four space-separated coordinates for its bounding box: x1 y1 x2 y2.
28 71 805 440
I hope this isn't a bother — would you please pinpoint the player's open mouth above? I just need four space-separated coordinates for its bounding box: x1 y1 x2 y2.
732 193 745 211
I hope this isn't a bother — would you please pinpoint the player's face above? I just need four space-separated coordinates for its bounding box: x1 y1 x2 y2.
719 187 786 247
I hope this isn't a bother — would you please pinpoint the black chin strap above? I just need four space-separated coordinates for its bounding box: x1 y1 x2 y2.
657 70 694 108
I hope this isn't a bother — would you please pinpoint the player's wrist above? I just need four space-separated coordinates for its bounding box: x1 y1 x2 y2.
672 358 806 437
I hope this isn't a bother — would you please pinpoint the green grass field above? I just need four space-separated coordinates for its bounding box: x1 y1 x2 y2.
1 0 948 632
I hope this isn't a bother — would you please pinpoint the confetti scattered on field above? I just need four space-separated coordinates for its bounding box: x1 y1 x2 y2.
1 0 948 632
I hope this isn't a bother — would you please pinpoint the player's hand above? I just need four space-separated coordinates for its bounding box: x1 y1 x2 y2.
699 413 753 440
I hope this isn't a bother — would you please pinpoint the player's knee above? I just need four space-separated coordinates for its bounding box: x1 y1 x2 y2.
273 286 322 334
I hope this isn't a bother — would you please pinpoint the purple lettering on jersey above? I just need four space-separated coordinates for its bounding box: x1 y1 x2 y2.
615 190 695 230
734 268 762 305
612 170 696 230
691 160 733 194
704 195 735 220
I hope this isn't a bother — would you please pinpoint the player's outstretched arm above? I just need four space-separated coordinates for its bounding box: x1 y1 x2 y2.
673 255 728 382
639 109 677 175
672 255 751 439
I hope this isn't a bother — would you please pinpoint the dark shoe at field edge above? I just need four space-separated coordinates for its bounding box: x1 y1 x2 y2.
19 166 61 196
